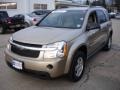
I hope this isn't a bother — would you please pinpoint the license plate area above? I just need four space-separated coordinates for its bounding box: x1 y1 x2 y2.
12 60 23 70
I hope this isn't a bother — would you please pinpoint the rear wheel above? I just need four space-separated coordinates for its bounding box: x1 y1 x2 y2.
103 36 112 51
68 51 85 82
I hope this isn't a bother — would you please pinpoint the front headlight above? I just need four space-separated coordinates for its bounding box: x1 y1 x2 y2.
9 36 13 43
7 36 13 49
43 41 68 59
7 44 10 49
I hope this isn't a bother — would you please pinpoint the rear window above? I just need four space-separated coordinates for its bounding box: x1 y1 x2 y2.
32 10 51 15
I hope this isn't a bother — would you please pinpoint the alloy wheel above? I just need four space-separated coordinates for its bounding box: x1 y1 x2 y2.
75 57 84 77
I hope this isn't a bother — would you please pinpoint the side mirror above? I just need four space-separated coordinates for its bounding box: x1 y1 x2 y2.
86 23 100 31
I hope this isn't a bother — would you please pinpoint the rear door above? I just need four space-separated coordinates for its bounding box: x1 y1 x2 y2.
96 10 110 44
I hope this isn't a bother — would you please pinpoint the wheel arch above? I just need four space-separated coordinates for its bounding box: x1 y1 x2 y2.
77 45 87 59
64 44 87 74
109 30 113 37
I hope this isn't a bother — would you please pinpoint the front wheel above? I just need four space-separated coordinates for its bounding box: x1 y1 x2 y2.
68 51 85 82
103 36 112 51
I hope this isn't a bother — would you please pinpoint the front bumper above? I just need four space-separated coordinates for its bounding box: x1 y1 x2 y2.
5 49 66 78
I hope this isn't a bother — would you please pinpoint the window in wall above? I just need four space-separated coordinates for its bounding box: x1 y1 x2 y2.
34 4 47 9
0 2 6 9
0 2 17 9
34 4 40 9
7 2 17 9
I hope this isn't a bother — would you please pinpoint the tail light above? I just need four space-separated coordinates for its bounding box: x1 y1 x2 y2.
33 18 37 22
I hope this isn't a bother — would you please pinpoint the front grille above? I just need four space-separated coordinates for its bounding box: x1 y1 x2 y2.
13 40 42 48
11 44 40 58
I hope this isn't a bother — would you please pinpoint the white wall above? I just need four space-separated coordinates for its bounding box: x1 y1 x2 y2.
2 0 55 16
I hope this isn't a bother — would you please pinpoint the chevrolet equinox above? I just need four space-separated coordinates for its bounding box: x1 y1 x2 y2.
5 6 113 82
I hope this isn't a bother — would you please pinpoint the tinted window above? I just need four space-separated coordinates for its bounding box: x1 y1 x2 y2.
87 11 98 30
96 10 107 24
13 14 24 19
32 10 51 15
38 10 86 29
0 11 9 19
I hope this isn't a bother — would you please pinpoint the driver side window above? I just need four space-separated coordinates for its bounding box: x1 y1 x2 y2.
87 11 98 30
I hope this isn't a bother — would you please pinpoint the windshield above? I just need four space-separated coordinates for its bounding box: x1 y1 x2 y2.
38 10 86 29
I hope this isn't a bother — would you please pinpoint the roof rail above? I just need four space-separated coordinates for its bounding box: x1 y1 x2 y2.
77 5 103 8
89 5 103 8
78 5 89 7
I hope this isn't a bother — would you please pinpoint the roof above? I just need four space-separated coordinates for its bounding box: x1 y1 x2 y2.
56 6 89 11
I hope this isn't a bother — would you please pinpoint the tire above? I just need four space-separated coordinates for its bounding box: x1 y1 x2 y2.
0 25 5 34
68 51 85 82
103 36 112 51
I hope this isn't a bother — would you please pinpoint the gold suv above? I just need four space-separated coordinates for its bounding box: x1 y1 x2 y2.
5 6 113 82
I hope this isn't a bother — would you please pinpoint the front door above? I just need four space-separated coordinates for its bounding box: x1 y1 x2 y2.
86 11 101 56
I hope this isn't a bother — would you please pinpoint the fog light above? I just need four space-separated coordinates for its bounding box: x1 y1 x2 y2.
47 64 53 69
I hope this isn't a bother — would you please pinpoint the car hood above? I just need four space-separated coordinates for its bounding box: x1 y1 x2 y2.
12 26 82 45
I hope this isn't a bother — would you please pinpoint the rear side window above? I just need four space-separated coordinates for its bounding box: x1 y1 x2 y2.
96 10 107 24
